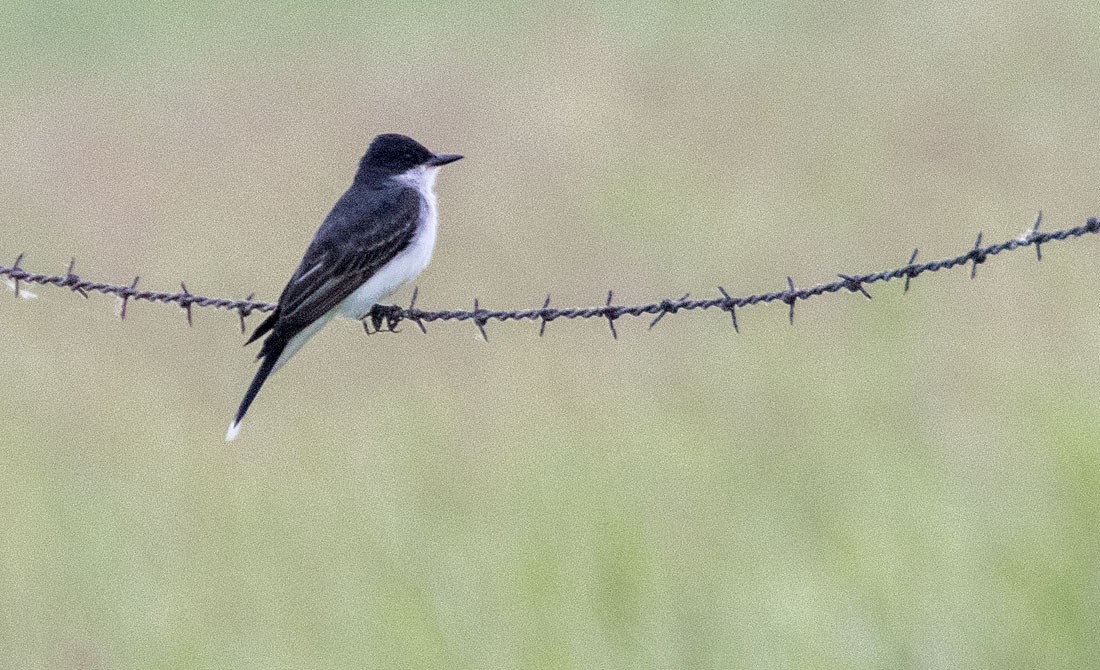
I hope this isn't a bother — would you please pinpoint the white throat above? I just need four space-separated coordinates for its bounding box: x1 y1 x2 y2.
394 165 440 192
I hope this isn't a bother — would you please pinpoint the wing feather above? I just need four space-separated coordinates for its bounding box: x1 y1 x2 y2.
254 185 421 350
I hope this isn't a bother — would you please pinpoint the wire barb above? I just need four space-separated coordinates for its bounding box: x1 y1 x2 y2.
903 249 919 293
837 274 872 300
63 257 88 298
605 290 619 340
473 298 489 341
649 293 690 329
408 286 427 334
119 276 140 320
238 293 255 334
969 232 986 279
1031 211 1043 262
2 214 1098 339
785 276 797 325
11 252 24 297
539 294 552 337
717 286 739 333
179 282 194 327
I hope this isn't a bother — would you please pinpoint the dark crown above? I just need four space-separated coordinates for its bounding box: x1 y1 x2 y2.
361 134 435 173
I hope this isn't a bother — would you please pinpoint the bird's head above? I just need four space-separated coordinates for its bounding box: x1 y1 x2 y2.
358 134 462 182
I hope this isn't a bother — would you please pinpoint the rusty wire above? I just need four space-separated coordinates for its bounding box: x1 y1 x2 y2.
1 213 1096 339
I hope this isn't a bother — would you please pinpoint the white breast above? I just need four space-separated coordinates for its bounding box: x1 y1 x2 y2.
336 166 441 319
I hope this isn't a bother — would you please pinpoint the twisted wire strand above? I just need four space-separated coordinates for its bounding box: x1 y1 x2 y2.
1 214 1096 337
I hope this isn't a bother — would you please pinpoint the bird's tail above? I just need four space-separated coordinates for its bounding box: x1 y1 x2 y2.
226 311 335 442
226 345 281 442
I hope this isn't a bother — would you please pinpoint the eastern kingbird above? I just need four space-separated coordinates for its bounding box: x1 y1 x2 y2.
226 134 462 441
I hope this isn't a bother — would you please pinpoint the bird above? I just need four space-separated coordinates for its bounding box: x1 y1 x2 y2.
226 134 462 441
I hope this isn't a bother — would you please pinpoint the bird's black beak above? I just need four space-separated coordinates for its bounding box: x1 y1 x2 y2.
427 153 463 167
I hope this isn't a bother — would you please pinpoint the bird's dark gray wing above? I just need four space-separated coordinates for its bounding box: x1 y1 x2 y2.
231 181 425 437
248 185 421 353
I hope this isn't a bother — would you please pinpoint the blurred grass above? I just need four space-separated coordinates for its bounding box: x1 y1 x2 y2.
3 1 1100 668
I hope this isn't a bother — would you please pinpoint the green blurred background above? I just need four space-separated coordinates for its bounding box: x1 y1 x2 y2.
2 2 1100 667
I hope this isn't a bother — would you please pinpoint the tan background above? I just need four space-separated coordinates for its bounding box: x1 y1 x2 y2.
2 2 1099 667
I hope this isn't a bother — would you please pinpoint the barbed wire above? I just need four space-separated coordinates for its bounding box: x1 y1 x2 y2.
2 213 1097 339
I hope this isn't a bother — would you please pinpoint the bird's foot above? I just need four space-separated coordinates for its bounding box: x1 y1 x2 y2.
361 303 403 335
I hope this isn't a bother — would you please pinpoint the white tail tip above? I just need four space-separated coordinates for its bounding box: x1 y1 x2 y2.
226 421 242 442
